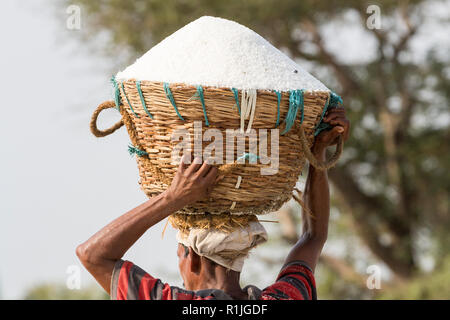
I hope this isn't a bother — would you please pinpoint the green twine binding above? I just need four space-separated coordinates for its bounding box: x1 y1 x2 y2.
136 81 153 119
237 152 260 162
231 88 241 115
314 91 343 136
121 82 140 118
196 86 209 126
314 95 331 136
281 89 304 135
275 90 282 127
110 76 121 111
164 83 184 120
128 145 148 157
186 91 201 102
299 90 304 124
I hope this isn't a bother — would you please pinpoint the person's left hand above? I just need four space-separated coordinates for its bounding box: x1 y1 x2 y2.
313 108 350 153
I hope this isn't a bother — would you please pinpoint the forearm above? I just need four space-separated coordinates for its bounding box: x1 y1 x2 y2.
77 156 219 293
76 191 186 293
77 191 182 265
284 147 330 271
302 147 330 242
284 108 348 272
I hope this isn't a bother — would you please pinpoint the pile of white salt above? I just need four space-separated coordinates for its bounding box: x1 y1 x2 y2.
116 16 329 92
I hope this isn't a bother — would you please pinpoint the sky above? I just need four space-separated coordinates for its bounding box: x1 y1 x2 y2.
0 0 448 299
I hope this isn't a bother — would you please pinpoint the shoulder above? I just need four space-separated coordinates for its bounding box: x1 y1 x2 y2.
260 260 317 300
110 260 226 300
111 260 171 300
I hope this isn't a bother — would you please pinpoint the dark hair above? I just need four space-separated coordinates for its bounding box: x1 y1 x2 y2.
180 243 189 258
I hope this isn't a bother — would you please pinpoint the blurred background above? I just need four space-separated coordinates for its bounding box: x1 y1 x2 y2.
1 0 449 299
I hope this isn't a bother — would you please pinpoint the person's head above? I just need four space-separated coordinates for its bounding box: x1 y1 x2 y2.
174 218 268 291
177 243 239 290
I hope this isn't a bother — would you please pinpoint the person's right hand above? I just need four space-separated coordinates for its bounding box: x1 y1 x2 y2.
165 155 219 208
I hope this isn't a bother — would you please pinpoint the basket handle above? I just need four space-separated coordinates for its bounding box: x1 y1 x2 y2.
90 101 259 185
90 101 124 137
299 126 343 170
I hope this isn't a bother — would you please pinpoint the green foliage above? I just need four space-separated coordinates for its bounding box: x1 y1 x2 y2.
377 256 450 299
24 283 109 300
65 0 422 59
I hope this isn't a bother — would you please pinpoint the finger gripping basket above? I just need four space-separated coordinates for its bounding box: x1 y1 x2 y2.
90 79 343 216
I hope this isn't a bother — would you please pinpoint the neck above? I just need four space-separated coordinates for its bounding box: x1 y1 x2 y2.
194 264 245 299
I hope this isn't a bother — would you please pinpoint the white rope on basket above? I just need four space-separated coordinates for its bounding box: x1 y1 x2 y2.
230 175 243 210
240 89 257 133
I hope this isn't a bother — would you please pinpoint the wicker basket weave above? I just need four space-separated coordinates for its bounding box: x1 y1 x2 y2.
90 80 342 216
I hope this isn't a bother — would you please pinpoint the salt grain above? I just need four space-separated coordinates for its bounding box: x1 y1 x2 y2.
116 16 329 92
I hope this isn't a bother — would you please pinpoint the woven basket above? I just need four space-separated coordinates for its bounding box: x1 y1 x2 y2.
90 80 342 216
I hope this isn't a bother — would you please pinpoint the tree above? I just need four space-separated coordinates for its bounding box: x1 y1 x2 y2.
63 0 449 294
24 283 109 300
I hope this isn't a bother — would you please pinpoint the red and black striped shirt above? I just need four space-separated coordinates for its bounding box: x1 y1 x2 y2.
110 259 317 300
